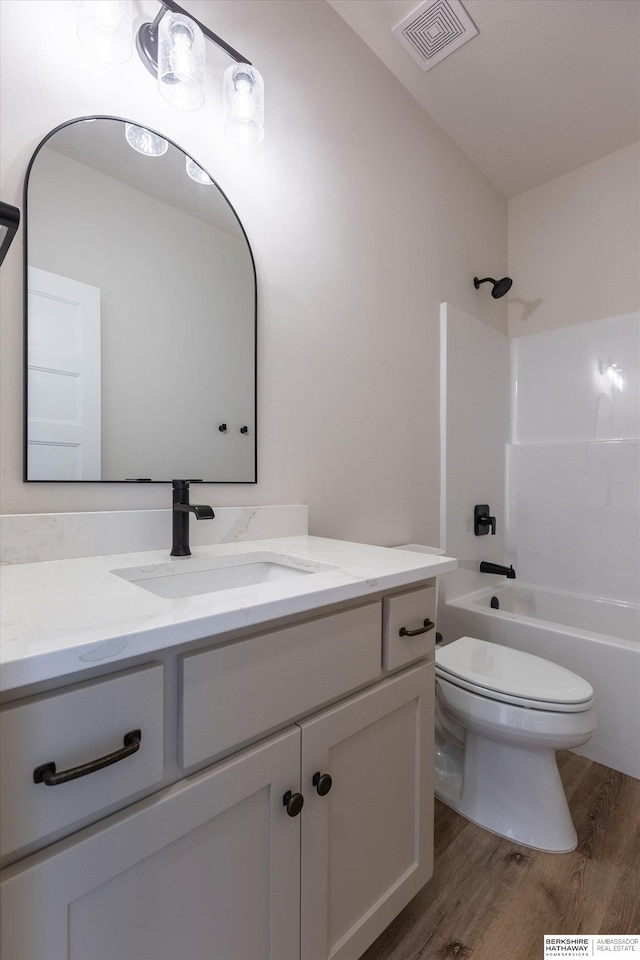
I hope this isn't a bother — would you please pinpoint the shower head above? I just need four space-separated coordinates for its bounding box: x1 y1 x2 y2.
473 276 513 299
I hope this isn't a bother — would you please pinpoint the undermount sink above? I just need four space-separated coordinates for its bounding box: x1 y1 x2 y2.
111 552 333 600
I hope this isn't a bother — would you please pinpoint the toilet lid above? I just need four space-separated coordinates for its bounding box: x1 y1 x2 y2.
436 636 594 706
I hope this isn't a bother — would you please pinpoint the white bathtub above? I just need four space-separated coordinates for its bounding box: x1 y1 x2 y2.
439 583 640 779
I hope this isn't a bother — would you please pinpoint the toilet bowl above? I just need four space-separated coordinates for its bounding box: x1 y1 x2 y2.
434 636 596 852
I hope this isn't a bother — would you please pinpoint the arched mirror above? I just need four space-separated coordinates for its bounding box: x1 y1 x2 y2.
24 117 256 482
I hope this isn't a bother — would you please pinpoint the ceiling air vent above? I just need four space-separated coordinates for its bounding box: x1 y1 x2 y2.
392 0 478 71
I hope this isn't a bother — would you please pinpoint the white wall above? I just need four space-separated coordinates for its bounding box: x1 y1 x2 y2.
0 0 507 545
508 143 640 337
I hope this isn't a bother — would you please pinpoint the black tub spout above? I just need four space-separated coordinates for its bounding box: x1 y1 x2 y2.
479 561 516 579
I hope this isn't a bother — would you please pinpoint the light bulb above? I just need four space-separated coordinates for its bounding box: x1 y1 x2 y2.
234 75 255 122
158 12 205 111
223 63 264 147
77 0 132 64
169 24 197 81
125 124 168 157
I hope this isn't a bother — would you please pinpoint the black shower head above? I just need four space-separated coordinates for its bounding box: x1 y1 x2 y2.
473 276 513 299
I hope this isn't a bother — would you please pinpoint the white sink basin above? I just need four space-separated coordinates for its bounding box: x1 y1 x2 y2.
111 552 333 600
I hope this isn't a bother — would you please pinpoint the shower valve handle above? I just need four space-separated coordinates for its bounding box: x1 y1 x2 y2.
481 514 496 535
474 505 496 536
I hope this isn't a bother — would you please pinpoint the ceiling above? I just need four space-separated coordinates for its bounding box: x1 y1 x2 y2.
326 0 640 197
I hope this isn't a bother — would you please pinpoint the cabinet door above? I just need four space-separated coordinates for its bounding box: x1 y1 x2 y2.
1 728 301 960
299 663 434 960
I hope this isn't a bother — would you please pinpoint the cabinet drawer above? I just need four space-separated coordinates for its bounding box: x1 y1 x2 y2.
181 602 381 769
0 663 164 859
383 584 436 670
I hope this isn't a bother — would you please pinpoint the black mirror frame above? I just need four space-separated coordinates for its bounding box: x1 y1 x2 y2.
23 115 257 484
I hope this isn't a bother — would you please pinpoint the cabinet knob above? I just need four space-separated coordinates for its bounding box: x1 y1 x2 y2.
283 790 304 817
312 771 332 796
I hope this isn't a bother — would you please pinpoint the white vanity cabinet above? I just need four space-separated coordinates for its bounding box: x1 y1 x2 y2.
1 727 302 960
0 582 437 960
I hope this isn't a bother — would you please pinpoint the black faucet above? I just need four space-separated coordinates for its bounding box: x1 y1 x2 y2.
171 480 215 557
479 561 516 579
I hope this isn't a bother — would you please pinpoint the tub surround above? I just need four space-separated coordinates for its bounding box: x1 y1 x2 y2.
0 535 457 692
509 313 640 607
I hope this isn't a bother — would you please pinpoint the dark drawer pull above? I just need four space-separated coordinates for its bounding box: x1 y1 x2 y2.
399 619 435 638
33 730 141 786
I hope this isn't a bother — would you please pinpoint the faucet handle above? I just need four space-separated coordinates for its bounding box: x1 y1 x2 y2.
474 504 496 536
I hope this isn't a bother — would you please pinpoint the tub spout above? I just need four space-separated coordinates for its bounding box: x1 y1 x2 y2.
479 561 516 579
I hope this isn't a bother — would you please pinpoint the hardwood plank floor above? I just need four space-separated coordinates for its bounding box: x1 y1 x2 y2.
361 752 640 960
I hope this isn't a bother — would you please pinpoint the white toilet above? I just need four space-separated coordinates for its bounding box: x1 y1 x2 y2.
434 636 596 853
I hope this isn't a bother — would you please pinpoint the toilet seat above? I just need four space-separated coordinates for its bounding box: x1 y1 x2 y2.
436 636 594 713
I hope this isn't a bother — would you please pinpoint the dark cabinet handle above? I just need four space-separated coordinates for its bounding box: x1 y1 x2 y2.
283 790 304 817
312 771 332 796
399 619 435 638
33 730 141 787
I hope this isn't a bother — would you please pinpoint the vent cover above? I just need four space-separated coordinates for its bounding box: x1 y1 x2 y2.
392 0 478 71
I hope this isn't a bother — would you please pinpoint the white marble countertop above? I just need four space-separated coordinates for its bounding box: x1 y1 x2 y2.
1 536 456 692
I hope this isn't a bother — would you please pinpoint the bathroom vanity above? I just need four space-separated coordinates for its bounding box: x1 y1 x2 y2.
0 536 456 960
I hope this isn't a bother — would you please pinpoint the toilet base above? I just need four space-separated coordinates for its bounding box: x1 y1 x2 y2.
436 732 578 853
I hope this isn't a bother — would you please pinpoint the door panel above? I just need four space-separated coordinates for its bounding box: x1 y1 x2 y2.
299 663 434 960
27 266 101 480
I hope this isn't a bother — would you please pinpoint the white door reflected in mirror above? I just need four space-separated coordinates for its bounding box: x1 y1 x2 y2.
27 267 101 480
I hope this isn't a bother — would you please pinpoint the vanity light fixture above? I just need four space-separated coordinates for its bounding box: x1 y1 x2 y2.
223 63 265 147
77 0 265 146
125 123 168 157
156 10 205 111
185 158 213 185
77 0 133 64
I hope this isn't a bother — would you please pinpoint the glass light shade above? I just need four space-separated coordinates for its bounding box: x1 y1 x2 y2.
223 63 265 147
125 124 168 157
185 158 213 185
158 12 205 111
77 0 133 64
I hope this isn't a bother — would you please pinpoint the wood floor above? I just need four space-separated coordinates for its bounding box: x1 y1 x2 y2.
361 752 640 960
